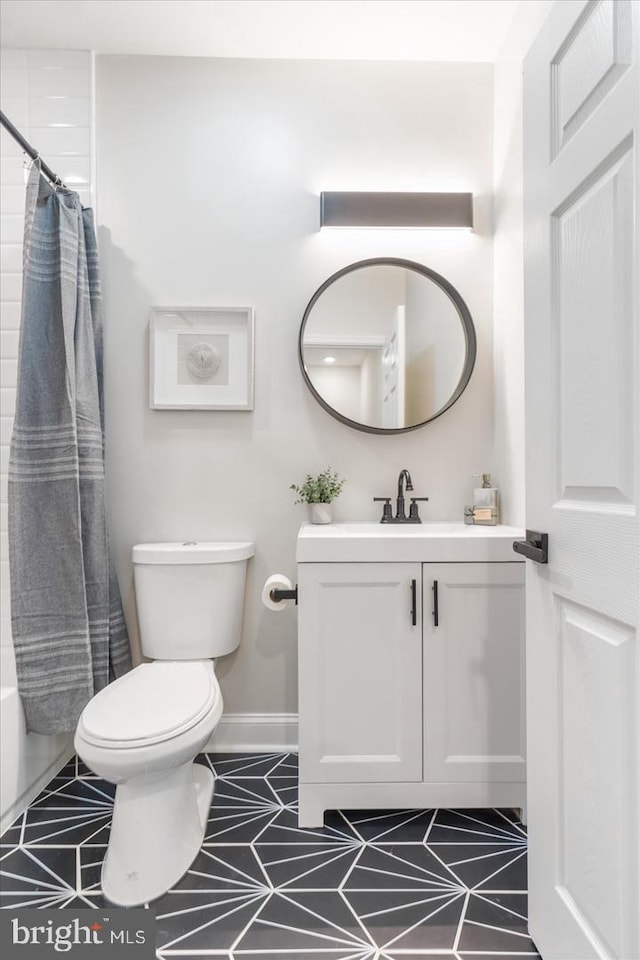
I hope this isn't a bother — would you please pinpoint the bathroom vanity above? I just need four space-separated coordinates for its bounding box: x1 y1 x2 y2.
296 521 526 827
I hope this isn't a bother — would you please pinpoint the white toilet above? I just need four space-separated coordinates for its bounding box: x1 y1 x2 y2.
74 540 254 906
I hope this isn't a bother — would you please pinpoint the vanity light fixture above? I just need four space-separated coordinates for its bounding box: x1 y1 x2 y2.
320 191 473 229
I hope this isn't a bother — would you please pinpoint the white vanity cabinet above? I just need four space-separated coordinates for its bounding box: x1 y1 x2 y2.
297 563 423 785
422 563 525 785
296 523 526 828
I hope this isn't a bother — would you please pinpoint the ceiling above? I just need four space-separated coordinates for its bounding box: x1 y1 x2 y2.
0 0 522 61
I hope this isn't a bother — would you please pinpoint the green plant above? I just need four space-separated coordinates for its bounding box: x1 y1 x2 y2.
290 466 346 505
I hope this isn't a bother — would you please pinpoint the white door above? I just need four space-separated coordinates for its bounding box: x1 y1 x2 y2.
422 563 526 786
297 562 422 784
382 306 406 428
523 2 639 958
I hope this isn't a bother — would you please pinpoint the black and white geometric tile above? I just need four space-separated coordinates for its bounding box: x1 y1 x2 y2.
0 752 540 958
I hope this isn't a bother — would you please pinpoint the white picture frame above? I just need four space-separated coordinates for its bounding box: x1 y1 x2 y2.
149 306 254 410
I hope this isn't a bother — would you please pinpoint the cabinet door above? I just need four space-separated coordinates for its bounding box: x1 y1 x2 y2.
298 562 422 783
423 562 525 783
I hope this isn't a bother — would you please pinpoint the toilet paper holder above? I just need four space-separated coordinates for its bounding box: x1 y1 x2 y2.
270 585 298 605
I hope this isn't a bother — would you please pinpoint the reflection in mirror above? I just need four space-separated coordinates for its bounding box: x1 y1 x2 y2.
299 259 476 434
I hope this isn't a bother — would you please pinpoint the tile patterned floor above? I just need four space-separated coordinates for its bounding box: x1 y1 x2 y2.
0 752 540 958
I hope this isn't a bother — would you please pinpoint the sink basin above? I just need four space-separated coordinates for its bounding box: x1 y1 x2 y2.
314 521 470 536
297 520 525 563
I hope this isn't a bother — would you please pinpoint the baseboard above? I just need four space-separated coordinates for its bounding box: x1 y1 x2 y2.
205 713 298 754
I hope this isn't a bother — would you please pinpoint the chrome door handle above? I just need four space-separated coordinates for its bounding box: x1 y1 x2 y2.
513 530 548 563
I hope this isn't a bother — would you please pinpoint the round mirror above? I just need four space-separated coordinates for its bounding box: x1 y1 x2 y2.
299 258 476 434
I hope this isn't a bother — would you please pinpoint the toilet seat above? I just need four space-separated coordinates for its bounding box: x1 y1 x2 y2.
78 661 219 749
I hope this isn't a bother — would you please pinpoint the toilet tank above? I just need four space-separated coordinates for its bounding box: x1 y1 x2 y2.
132 542 255 660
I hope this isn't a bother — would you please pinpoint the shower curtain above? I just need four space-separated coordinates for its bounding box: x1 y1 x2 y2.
8 162 132 735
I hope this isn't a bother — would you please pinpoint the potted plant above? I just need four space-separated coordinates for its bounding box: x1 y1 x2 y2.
290 467 346 524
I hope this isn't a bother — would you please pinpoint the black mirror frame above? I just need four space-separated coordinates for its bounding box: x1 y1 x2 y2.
298 257 477 435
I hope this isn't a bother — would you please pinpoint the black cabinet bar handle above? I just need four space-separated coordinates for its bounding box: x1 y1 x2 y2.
432 580 439 627
410 578 417 626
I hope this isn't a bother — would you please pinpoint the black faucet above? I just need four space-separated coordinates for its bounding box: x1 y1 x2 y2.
374 469 429 523
396 469 413 520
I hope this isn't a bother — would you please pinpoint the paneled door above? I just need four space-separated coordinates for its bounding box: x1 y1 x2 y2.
523 2 639 958
382 306 406 428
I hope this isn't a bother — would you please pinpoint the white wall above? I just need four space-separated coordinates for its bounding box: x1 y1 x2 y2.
493 1 553 526
307 364 362 424
97 56 494 724
405 269 466 414
306 266 405 339
0 47 93 829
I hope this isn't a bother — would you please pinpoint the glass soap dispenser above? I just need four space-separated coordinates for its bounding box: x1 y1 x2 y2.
470 473 500 526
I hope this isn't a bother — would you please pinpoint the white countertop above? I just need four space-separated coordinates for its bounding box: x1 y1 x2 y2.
296 521 526 563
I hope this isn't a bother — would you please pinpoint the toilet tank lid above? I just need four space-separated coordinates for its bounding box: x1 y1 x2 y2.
132 541 255 564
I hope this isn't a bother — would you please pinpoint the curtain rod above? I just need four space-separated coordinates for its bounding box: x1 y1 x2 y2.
0 110 62 186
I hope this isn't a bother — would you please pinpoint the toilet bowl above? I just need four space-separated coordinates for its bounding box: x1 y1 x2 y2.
75 660 222 905
74 541 254 906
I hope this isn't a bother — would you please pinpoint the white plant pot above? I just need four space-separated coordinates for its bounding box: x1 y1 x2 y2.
309 503 332 524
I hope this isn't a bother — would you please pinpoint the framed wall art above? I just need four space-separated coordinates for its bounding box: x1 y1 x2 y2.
149 306 254 410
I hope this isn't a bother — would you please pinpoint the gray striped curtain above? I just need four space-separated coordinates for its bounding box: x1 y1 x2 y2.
8 162 131 734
